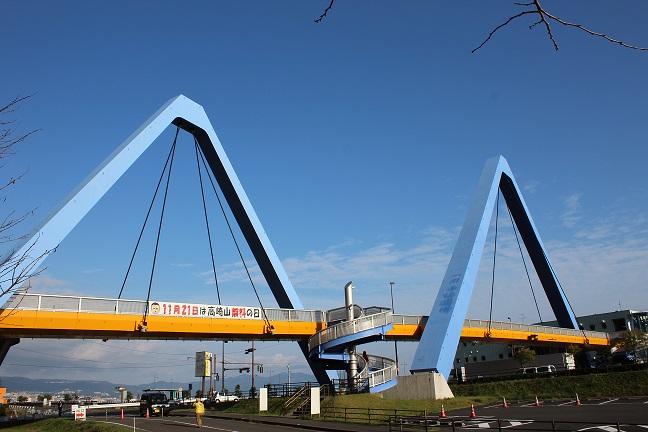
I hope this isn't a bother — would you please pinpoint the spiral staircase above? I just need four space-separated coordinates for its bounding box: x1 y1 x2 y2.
308 305 398 393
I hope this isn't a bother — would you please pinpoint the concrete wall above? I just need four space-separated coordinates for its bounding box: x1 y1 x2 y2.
380 373 454 400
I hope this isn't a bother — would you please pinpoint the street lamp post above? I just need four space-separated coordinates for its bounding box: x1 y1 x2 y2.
390 282 400 374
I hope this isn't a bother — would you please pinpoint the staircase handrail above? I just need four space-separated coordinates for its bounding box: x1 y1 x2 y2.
308 310 393 353
325 304 364 324
284 383 310 408
366 355 397 388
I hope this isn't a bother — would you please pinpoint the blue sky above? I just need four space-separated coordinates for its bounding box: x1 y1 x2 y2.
2 1 648 387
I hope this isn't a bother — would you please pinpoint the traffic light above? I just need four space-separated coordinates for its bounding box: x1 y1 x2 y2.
245 348 256 354
215 373 219 381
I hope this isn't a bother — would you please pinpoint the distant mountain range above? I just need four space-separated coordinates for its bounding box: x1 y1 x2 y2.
0 372 316 397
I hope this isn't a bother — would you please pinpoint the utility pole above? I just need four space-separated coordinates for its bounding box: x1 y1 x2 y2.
209 353 216 398
390 282 399 374
245 341 256 395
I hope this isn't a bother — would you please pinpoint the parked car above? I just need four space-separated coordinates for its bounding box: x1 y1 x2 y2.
517 365 556 374
212 392 239 403
610 351 636 364
140 392 172 416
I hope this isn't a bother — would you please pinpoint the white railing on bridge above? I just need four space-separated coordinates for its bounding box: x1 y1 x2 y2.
463 318 609 341
367 355 397 389
1 292 325 323
308 310 393 352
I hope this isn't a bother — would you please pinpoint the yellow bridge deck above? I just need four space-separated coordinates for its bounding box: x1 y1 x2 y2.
0 293 609 347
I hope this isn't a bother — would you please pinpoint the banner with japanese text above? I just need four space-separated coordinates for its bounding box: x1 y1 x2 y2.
148 301 261 319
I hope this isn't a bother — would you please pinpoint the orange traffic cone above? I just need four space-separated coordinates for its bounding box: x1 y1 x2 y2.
440 404 447 418
503 397 509 408
120 409 124 419
534 395 540 407
575 393 581 406
146 408 150 418
470 404 477 418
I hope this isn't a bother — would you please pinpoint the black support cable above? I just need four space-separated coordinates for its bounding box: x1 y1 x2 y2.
193 136 221 305
117 129 179 300
142 127 180 325
195 148 273 331
542 249 588 339
507 206 543 324
488 191 499 334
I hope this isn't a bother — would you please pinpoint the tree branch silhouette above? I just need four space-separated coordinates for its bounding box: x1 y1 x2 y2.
473 0 647 52
312 1 647 52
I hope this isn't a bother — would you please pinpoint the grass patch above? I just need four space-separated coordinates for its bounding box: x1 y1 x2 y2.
167 369 648 427
0 418 125 431
322 393 495 414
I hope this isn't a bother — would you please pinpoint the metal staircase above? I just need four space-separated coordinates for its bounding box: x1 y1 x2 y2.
308 305 398 393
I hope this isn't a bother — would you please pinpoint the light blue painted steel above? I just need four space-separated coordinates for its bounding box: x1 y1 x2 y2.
0 95 303 310
370 380 397 393
410 155 578 379
311 324 393 356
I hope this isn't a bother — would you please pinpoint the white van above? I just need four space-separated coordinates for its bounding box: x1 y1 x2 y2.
517 365 556 374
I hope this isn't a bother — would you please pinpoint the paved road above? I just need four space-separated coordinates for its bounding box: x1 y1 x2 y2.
87 398 648 432
93 412 391 432
441 397 648 431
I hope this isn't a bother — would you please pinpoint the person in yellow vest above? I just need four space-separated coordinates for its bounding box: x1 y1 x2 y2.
193 399 205 428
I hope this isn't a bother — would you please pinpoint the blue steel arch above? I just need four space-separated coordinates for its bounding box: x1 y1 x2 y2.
410 155 579 379
0 95 330 383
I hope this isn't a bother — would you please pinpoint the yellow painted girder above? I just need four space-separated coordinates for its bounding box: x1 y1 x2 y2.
460 326 609 346
385 323 609 346
0 310 610 346
0 310 324 341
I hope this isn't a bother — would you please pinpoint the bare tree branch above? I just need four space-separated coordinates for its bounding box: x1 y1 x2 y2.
472 10 537 53
0 94 49 299
314 0 335 23
542 8 648 51
474 0 648 52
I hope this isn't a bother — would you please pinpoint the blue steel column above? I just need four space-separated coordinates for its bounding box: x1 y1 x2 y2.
0 95 303 311
0 95 331 384
410 155 578 379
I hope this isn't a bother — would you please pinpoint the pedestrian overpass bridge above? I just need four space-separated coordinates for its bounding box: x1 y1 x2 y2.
0 292 609 346
0 96 614 394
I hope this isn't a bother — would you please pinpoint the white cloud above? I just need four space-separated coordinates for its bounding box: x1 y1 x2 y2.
561 193 582 228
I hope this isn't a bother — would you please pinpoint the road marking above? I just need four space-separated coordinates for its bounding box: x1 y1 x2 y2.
171 420 238 431
576 426 619 431
98 420 155 432
598 398 618 405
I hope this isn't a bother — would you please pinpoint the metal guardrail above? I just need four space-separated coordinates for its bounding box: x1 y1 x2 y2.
463 318 609 341
392 314 428 326
321 406 426 424
3 293 606 342
1 292 325 323
307 310 393 353
367 355 397 388
326 304 364 323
